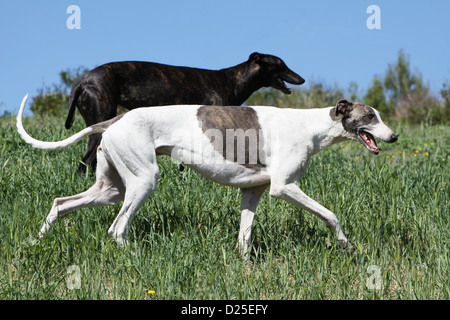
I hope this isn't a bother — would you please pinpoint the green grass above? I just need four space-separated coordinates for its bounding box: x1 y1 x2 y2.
0 116 448 299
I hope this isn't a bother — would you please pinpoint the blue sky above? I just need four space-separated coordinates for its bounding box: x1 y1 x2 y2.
1 0 450 115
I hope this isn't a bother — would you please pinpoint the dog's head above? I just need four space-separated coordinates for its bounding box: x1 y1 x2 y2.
331 99 398 155
249 52 305 94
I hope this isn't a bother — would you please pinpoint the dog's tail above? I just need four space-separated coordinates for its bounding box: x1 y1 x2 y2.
17 94 108 150
64 80 83 129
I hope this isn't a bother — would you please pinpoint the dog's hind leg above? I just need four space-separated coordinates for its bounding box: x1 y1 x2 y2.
76 89 117 173
79 133 102 173
237 185 268 259
103 138 160 246
106 165 159 246
38 150 125 239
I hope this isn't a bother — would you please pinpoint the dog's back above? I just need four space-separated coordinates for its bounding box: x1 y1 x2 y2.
83 61 232 107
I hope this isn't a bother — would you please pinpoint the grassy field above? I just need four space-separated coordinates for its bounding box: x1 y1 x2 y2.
0 115 448 300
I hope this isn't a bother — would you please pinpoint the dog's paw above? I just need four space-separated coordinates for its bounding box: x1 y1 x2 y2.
338 239 353 251
114 236 129 247
23 235 40 247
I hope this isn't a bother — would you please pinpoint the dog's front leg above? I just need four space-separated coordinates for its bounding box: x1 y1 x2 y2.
269 182 351 249
237 185 268 259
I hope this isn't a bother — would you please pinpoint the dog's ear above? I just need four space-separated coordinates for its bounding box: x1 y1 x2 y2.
330 99 353 120
249 52 261 63
335 99 353 116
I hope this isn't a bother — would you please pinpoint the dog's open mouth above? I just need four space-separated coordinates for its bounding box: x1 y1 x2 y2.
358 130 380 155
275 78 291 94
273 72 305 94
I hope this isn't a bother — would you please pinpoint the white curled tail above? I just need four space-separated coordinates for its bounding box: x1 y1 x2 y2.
16 94 105 150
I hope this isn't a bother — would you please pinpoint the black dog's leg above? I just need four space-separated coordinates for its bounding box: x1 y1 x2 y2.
76 90 117 174
77 133 101 173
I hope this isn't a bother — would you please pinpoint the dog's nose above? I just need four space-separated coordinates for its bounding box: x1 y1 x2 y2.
298 76 306 85
390 133 398 143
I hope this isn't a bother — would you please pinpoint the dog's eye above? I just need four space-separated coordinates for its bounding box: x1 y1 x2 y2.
367 114 374 120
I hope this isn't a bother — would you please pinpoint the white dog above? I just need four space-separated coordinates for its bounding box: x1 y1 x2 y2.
17 94 397 257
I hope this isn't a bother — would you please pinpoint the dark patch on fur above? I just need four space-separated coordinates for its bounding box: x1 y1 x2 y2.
343 103 379 134
197 106 265 170
330 101 379 134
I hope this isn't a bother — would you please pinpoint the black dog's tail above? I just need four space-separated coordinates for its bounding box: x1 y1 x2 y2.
65 81 83 129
